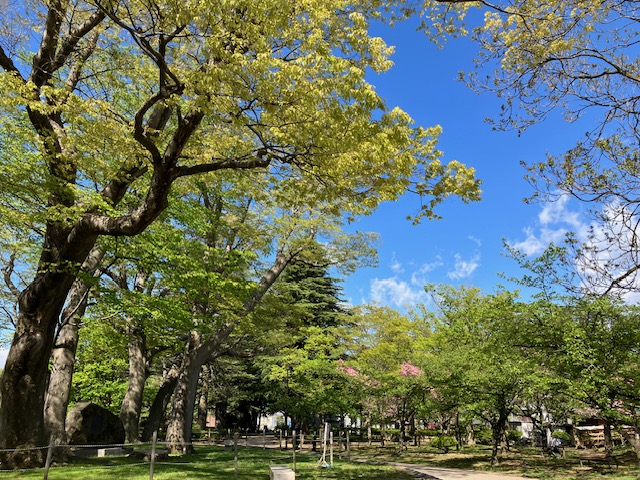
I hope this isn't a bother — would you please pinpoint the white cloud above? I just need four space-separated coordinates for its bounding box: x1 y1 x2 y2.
509 195 590 257
538 195 583 228
510 226 570 256
507 196 640 300
390 253 404 273
410 256 444 286
0 348 7 368
447 253 480 280
468 236 482 248
370 277 427 308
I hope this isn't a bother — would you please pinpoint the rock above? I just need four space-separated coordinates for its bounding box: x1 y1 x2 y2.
66 401 125 446
128 449 169 461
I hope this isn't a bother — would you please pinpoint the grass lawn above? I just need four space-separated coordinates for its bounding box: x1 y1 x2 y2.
0 445 415 480
349 442 640 479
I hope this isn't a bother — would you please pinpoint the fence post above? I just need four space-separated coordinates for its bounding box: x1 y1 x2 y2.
292 430 296 472
43 434 55 480
330 431 334 467
234 432 239 476
149 430 158 480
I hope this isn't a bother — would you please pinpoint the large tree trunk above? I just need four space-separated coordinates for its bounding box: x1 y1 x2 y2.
120 326 147 444
142 363 179 442
165 334 206 454
0 250 89 469
44 247 104 449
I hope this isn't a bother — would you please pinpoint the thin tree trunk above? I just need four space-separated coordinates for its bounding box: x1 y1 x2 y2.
197 365 209 430
44 319 79 450
603 419 613 455
490 408 510 466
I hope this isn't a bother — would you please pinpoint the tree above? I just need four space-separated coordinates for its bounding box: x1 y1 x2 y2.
349 305 431 447
259 247 355 432
426 0 640 296
424 286 545 465
553 297 640 454
0 0 481 466
506 244 640 453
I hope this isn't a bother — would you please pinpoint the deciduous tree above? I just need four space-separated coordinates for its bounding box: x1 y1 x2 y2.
426 0 640 296
0 0 480 465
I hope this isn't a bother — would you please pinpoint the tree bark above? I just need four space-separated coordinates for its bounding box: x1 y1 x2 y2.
142 363 179 442
164 246 300 453
44 247 104 449
165 333 205 454
120 326 147 444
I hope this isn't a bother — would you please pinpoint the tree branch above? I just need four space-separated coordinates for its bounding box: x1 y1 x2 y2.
29 0 67 87
2 254 21 299
51 10 107 74
0 46 23 77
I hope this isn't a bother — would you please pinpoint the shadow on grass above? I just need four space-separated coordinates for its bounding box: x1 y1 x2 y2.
429 455 492 470
0 446 414 480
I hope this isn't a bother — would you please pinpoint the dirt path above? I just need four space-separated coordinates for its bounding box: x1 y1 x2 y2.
390 462 530 480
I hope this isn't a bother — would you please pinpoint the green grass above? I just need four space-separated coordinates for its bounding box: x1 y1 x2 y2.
349 442 640 479
0 445 415 480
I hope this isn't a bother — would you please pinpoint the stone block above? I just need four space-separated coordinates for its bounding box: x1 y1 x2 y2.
97 447 133 457
269 464 295 480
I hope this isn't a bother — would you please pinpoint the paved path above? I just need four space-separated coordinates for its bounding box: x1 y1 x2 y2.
232 437 530 479
390 462 530 480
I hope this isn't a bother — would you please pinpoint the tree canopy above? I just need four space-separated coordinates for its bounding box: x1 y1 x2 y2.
0 0 482 465
425 0 640 296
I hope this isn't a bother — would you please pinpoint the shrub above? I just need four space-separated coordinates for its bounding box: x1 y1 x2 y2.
507 429 522 443
551 430 571 443
430 435 457 453
386 428 401 441
475 428 493 445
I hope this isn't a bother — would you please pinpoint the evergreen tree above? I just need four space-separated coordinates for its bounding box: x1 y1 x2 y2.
276 244 348 331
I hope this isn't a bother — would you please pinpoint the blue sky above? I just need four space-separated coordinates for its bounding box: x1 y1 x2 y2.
341 17 596 310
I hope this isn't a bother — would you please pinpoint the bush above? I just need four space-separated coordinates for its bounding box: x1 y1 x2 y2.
475 428 493 445
551 430 571 443
430 435 457 453
507 429 522 443
386 428 401 441
416 429 440 438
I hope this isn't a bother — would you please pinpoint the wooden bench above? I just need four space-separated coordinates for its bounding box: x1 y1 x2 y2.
578 451 618 469
269 464 295 480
